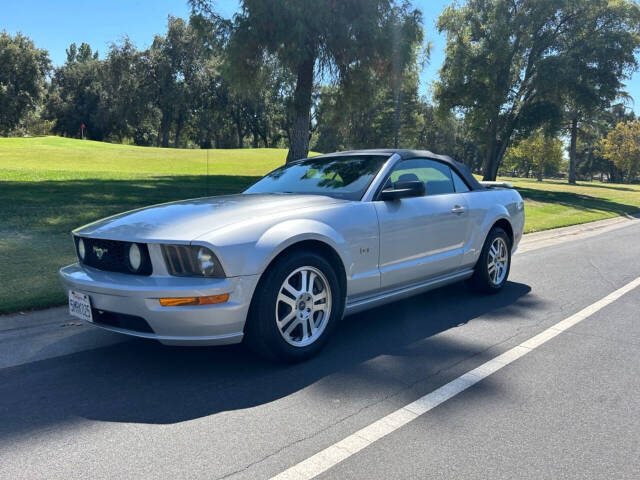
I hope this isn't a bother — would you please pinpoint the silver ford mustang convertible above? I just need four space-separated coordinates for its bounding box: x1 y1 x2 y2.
60 149 525 361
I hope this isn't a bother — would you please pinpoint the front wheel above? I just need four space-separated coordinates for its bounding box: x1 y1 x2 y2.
469 227 511 293
244 250 344 362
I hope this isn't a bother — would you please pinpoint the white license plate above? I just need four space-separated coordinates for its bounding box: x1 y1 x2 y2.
68 290 93 322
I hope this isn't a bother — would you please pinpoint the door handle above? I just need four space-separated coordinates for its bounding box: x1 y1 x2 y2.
451 205 466 214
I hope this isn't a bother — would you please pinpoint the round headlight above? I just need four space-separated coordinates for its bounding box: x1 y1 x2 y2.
77 238 86 260
197 247 216 276
129 243 142 271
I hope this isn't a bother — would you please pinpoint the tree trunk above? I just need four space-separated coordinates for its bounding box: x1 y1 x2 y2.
392 75 401 149
174 119 183 148
260 132 269 148
259 124 269 148
160 113 171 148
286 56 315 163
482 137 509 181
568 116 578 184
481 123 498 181
236 124 243 148
481 118 506 181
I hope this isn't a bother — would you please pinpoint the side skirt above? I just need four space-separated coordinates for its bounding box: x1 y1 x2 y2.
343 269 474 316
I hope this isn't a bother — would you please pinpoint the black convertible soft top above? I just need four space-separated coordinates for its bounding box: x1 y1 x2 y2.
312 149 485 191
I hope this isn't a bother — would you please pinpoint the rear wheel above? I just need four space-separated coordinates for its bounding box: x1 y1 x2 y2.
469 227 511 293
244 250 344 362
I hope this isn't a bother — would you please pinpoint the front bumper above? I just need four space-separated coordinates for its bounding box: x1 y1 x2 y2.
59 263 259 345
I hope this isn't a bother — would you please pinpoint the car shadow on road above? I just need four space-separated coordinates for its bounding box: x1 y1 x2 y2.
0 281 539 438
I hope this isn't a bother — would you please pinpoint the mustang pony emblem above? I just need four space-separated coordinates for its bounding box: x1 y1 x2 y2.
93 246 108 259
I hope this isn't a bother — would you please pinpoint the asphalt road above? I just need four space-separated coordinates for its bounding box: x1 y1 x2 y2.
1 221 639 479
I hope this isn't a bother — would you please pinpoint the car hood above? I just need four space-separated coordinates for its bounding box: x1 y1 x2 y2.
74 193 346 242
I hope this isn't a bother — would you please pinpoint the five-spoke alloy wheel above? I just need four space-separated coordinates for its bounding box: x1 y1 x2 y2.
470 226 512 293
245 250 344 362
276 266 332 347
487 236 509 286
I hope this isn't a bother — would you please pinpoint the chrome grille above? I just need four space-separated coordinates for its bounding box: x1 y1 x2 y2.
75 237 152 276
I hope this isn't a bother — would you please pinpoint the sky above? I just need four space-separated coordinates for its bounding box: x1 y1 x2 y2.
2 0 639 113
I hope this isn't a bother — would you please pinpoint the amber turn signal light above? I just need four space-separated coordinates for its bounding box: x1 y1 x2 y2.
159 293 230 307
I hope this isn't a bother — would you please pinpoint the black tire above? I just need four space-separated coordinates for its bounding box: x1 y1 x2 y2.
469 227 511 294
244 250 345 362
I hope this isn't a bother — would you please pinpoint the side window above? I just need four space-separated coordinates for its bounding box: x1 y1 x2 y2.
451 170 470 193
387 158 455 196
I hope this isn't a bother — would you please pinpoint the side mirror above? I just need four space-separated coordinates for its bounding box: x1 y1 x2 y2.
379 180 426 201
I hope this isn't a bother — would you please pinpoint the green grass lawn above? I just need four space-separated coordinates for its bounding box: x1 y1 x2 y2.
501 177 640 232
1 136 639 314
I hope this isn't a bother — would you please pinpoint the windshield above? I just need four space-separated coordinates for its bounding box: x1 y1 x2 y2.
244 155 390 200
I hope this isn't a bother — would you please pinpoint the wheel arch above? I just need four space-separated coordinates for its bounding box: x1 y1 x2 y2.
259 239 347 294
491 217 514 247
246 218 351 306
244 237 348 335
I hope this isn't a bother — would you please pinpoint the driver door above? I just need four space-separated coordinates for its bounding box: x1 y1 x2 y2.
374 158 471 289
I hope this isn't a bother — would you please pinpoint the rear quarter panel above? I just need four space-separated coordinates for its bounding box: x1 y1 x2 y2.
461 189 525 269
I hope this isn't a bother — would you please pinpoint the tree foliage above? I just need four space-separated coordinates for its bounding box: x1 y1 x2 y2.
600 120 640 182
2 1 639 183
573 104 635 182
559 0 640 184
502 130 564 180
46 43 105 139
216 0 424 162
435 0 640 181
0 31 51 135
313 6 426 153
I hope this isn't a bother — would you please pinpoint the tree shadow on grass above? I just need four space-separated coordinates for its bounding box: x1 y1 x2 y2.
0 175 263 313
505 177 638 193
0 174 261 209
568 182 638 193
517 187 640 215
0 175 262 234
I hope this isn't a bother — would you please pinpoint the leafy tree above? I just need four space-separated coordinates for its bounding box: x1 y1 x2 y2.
502 130 564 180
313 4 426 153
46 43 105 140
203 0 423 162
435 0 640 181
413 104 485 169
0 31 50 135
143 17 198 147
559 0 640 184
600 120 640 182
571 105 634 181
241 57 293 148
100 38 150 142
314 67 423 152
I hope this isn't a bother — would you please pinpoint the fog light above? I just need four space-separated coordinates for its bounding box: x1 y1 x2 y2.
129 243 142 271
159 293 230 307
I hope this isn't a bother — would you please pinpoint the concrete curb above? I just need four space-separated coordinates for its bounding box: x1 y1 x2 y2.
0 306 71 333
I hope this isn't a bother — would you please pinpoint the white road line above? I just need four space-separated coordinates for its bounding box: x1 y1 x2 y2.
271 276 640 480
